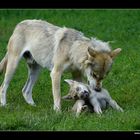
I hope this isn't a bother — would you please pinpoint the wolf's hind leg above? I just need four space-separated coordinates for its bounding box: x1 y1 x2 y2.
108 99 123 112
0 54 21 106
22 62 41 105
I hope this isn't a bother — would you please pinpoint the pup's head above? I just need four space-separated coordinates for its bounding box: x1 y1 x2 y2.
62 79 90 100
85 42 121 92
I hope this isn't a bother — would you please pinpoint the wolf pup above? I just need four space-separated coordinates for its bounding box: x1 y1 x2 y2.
62 79 123 116
0 20 121 111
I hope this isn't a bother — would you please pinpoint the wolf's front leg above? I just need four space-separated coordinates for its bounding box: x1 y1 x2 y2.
90 98 102 114
72 99 85 117
51 66 63 112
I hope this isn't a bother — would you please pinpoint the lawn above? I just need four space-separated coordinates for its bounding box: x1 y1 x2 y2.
0 9 140 131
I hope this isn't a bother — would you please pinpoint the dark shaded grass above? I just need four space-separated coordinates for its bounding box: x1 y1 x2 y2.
0 9 140 130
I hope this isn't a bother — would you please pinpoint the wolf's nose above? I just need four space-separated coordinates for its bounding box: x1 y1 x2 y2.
83 91 89 97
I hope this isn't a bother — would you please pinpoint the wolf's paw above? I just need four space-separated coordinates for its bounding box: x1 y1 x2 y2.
81 105 88 111
94 106 102 114
23 93 36 106
53 104 61 113
118 107 124 112
0 102 7 107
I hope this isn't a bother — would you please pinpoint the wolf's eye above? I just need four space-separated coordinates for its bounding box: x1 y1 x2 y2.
76 87 80 92
93 72 97 78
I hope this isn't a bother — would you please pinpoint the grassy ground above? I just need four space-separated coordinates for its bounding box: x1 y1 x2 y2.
0 9 140 131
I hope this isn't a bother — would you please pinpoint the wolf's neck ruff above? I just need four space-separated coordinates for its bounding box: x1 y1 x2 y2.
90 38 111 53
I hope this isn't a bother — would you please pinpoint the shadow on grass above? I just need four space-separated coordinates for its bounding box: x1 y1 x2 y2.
0 123 30 130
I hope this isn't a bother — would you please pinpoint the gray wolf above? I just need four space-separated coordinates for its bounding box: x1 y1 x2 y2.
62 79 123 116
0 19 121 111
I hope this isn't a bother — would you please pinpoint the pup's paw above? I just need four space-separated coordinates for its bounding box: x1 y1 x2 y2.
61 95 72 100
94 106 102 114
81 105 88 111
118 107 124 112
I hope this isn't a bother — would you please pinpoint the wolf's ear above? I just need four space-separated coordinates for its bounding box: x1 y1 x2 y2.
110 48 122 59
88 47 97 57
62 94 72 100
64 79 74 86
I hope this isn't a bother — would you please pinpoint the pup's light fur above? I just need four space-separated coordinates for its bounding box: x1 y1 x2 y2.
63 79 123 116
0 20 121 111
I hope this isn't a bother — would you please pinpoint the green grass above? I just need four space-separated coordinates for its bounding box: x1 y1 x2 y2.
0 9 140 130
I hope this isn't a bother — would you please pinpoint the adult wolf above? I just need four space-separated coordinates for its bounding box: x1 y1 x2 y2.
0 20 121 111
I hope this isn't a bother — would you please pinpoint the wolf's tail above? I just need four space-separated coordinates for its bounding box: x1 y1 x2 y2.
0 52 8 74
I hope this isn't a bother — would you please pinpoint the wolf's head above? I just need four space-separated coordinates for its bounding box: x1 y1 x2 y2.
62 79 90 100
85 39 121 92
